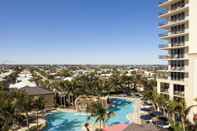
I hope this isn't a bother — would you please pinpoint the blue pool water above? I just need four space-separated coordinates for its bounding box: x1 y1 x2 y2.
44 98 134 131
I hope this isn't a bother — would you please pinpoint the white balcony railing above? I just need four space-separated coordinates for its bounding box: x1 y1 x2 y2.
159 4 189 17
159 16 189 28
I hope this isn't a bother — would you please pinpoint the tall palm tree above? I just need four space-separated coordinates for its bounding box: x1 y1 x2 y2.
120 74 134 94
166 100 177 122
0 91 17 131
33 97 45 130
143 90 159 110
178 101 186 131
156 94 167 113
87 102 115 129
185 98 197 130
16 92 33 129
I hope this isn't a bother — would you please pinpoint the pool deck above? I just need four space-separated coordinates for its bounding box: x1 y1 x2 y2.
47 96 143 131
17 118 46 131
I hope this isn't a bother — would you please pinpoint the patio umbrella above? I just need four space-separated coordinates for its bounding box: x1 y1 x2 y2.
140 114 153 121
151 111 163 117
103 124 128 131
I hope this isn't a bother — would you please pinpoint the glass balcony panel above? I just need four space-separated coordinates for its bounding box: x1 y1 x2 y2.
159 0 168 5
159 44 169 48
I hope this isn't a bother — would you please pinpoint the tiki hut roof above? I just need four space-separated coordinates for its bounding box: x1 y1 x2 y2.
21 86 54 96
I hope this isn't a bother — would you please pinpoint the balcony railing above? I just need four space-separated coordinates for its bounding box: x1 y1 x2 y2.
159 44 169 49
174 91 184 97
158 21 168 26
159 32 168 37
170 66 185 71
171 43 186 47
170 16 189 23
159 55 170 59
159 54 186 60
159 43 186 49
159 4 189 18
159 29 188 38
159 0 168 5
171 30 186 35
161 88 169 93
171 54 185 59
159 10 168 16
171 3 189 11
160 16 189 28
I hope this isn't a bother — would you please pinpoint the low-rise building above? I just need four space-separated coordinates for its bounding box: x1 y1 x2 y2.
21 86 55 108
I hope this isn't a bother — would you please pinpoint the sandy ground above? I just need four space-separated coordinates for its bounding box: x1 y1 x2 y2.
17 118 46 131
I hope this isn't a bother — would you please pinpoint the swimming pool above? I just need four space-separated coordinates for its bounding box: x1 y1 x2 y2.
44 98 134 131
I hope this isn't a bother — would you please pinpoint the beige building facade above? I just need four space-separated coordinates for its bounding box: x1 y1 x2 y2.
157 0 197 107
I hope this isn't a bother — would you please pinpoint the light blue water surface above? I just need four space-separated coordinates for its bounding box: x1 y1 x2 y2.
44 98 134 131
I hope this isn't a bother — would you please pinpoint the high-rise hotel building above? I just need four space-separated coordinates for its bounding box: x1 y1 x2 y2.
157 0 197 107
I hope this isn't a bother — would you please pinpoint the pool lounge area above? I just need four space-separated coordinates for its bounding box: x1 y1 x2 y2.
44 98 134 131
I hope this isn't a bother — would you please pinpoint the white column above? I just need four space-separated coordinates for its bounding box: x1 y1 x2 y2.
157 81 161 94
169 83 174 100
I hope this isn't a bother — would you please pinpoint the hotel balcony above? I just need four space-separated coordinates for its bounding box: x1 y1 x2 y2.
158 65 188 73
174 91 184 97
157 72 187 85
159 4 189 19
159 44 169 49
159 42 188 50
159 0 170 8
159 17 189 29
169 66 188 72
159 54 188 60
160 90 169 95
159 29 189 39
160 82 170 94
159 0 189 8
174 84 185 97
159 0 168 5
159 32 169 38
159 55 171 60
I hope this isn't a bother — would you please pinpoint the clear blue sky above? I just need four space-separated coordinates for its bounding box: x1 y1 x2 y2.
0 0 162 65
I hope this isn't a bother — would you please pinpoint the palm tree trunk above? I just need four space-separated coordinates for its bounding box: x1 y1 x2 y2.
103 120 105 128
181 117 186 131
36 111 39 131
26 112 29 130
64 96 66 108
59 96 62 106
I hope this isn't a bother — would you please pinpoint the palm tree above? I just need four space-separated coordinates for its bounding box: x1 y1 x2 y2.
33 97 45 130
185 98 197 130
87 102 115 130
175 100 186 131
0 81 5 90
156 94 167 113
0 91 17 131
166 100 177 122
16 92 33 129
143 90 159 110
120 74 134 94
109 70 122 93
